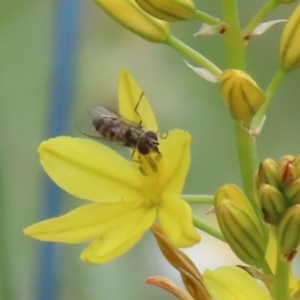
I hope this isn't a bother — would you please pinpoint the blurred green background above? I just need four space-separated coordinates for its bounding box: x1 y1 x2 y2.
1 0 300 299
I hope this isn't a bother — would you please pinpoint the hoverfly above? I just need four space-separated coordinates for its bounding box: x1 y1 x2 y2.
77 98 160 156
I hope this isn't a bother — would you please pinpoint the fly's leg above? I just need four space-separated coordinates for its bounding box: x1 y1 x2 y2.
146 156 158 172
134 92 145 126
138 154 158 175
159 131 169 139
131 150 140 164
155 152 163 162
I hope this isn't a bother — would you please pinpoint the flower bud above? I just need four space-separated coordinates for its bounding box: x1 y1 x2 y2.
215 184 253 214
292 154 300 176
215 199 267 265
278 155 296 186
276 205 300 260
258 184 287 224
221 70 265 123
283 178 300 205
280 4 300 71
135 0 196 22
215 185 267 265
94 0 171 43
257 158 279 187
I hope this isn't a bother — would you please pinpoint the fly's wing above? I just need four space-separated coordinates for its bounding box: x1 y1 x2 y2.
76 118 103 139
88 105 135 126
76 105 115 139
76 105 142 140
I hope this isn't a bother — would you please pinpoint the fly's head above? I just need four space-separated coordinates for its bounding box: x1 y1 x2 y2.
137 131 160 155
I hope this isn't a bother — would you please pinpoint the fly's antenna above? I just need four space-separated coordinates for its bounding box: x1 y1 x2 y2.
134 92 145 126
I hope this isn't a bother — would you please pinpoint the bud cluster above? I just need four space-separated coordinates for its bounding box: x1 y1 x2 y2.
256 155 300 260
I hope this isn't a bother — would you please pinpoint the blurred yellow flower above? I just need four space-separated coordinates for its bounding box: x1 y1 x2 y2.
203 266 272 300
24 70 200 264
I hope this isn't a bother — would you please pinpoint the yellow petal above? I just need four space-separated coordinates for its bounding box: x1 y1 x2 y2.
160 129 191 196
157 197 200 247
118 69 158 132
39 137 142 202
203 266 272 300
81 204 157 263
24 201 141 243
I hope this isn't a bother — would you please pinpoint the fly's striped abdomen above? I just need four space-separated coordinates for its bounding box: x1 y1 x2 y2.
93 116 144 149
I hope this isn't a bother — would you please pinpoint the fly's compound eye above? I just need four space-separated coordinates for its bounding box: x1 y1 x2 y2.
145 131 158 141
137 140 150 155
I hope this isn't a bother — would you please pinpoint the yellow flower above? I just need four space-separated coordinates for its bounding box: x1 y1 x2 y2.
203 266 272 300
24 70 200 264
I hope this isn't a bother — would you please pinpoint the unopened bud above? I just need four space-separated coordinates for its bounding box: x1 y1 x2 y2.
257 158 279 187
221 70 265 123
94 0 171 43
215 199 267 265
276 205 300 260
135 0 196 22
278 155 296 186
280 4 300 71
215 185 267 265
292 154 300 176
283 178 300 205
258 184 287 224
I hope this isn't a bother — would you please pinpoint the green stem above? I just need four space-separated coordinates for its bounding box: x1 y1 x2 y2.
0 156 13 300
194 10 221 25
221 0 245 69
192 216 226 242
165 35 222 78
243 0 280 39
221 0 263 220
251 68 287 132
259 259 276 296
234 123 260 215
182 195 214 204
274 255 291 300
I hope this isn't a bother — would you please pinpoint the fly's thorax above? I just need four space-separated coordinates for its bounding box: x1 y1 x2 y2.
122 124 144 149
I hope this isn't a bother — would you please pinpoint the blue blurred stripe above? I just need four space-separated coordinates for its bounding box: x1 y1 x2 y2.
37 1 81 300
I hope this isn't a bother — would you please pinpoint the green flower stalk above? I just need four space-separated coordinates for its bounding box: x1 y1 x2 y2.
280 4 300 71
94 0 171 43
221 70 265 125
135 0 196 22
276 204 300 260
215 185 268 266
